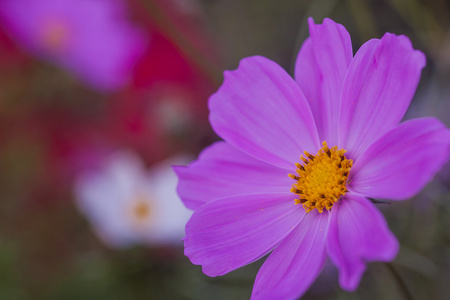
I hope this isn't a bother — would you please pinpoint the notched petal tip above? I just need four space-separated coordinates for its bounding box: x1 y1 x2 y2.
209 52 320 169
298 16 352 145
307 16 349 32
338 29 426 159
327 194 399 292
216 55 272 94
307 16 339 27
350 117 450 200
380 32 426 68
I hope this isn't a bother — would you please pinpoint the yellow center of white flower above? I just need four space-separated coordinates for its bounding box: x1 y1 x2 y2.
289 141 353 213
132 197 152 221
134 202 150 220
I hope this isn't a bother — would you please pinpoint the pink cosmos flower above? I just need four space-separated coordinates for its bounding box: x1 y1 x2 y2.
175 18 450 300
0 0 146 91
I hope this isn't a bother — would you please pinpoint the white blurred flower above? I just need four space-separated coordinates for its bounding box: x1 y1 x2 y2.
74 151 192 248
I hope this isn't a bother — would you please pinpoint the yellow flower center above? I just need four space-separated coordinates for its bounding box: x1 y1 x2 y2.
131 196 153 221
289 141 353 213
133 201 151 220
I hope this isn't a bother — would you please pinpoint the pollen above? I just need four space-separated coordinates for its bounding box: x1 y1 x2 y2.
289 141 353 213
133 201 151 220
131 195 153 222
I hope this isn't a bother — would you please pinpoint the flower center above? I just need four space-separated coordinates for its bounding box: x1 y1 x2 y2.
131 195 153 222
134 201 151 220
289 141 353 213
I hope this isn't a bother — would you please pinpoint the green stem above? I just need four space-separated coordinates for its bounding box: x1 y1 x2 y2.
386 263 414 300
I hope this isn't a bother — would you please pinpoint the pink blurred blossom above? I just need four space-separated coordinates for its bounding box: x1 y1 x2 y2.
0 0 147 91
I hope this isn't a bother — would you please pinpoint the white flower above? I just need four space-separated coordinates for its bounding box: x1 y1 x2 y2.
74 150 191 248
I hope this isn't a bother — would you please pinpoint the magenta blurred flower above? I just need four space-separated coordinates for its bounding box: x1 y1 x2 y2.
0 0 146 91
175 18 450 299
75 151 192 248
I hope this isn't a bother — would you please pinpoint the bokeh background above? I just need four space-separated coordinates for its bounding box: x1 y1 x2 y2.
0 0 449 299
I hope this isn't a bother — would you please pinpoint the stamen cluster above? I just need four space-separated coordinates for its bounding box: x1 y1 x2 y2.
289 141 353 213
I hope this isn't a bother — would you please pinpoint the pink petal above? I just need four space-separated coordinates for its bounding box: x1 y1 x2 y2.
209 56 320 170
251 210 328 300
350 117 450 200
295 18 353 145
327 193 398 291
174 142 292 210
184 193 303 277
338 33 426 159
